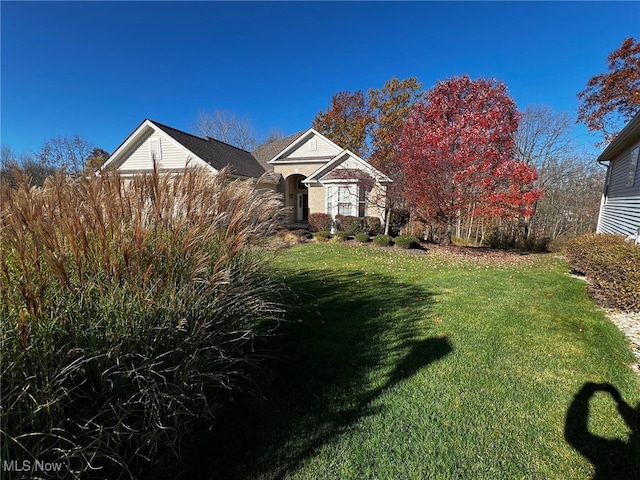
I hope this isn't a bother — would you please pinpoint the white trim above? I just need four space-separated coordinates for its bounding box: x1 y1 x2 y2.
268 128 343 164
100 119 218 175
297 193 307 221
272 158 332 164
306 149 392 184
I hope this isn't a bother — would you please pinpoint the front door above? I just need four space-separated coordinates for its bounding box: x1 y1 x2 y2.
297 193 309 221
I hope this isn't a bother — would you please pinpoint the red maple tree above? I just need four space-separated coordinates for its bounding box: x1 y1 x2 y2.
399 76 542 241
577 37 640 144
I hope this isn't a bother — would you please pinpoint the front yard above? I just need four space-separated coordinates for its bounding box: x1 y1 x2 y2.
193 243 639 479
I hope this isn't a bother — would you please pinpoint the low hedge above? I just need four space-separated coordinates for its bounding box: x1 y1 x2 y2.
309 213 333 232
335 215 365 235
373 234 394 247
332 231 349 242
395 235 420 249
355 233 370 243
314 230 331 242
565 233 640 311
364 217 383 235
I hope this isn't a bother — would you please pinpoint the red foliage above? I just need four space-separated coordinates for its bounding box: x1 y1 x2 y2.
577 37 640 144
399 75 542 227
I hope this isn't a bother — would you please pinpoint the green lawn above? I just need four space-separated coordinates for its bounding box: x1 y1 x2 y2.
192 243 640 480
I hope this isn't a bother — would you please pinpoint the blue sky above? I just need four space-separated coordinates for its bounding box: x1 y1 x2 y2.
2 1 639 158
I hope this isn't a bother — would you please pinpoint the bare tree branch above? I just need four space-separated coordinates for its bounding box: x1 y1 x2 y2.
192 110 258 150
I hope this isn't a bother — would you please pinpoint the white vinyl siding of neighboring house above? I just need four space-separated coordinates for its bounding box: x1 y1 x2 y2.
597 143 640 239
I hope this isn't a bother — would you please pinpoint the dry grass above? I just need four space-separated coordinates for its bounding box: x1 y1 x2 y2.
0 164 285 478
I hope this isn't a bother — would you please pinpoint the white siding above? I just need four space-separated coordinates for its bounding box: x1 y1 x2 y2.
119 131 200 172
286 134 341 159
597 144 640 238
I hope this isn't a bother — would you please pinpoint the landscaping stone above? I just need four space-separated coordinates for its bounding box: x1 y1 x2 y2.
605 310 640 375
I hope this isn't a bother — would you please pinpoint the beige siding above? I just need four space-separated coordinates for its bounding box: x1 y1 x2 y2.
286 134 340 159
308 184 326 216
273 162 326 178
366 184 387 221
119 131 206 172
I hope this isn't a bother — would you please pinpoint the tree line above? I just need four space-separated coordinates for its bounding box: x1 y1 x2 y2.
1 136 110 186
2 36 636 248
309 37 638 247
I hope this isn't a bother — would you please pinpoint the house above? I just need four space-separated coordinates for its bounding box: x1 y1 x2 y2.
101 119 391 226
596 112 640 243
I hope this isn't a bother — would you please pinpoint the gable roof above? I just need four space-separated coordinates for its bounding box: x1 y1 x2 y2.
151 120 268 178
321 168 376 181
102 119 273 179
252 131 306 168
597 112 640 163
267 128 343 163
305 149 393 184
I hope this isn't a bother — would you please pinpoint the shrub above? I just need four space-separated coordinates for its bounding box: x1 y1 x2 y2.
355 233 370 243
332 231 349 242
335 215 364 235
482 227 514 249
314 230 331 242
0 166 284 478
395 235 420 249
565 233 640 311
364 216 383 235
373 234 394 247
309 213 333 232
387 209 410 236
482 227 550 252
565 233 627 275
275 228 312 246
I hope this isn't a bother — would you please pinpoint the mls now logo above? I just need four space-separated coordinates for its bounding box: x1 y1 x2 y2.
3 459 64 473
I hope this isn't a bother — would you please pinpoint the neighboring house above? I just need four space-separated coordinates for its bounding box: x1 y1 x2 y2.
596 113 640 243
101 119 391 226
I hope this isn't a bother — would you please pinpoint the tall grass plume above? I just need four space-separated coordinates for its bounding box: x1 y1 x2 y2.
0 164 285 478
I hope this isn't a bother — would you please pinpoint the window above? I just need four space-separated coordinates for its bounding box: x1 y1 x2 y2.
326 184 368 218
149 138 162 161
626 146 639 187
309 139 317 151
337 185 355 217
358 185 366 217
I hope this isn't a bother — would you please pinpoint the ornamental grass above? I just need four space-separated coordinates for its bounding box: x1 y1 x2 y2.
0 164 284 478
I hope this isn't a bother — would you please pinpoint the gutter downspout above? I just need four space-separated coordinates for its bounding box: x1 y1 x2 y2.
595 159 610 234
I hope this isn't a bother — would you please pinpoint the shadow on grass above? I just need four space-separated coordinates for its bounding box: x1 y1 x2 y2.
187 265 452 480
564 382 640 480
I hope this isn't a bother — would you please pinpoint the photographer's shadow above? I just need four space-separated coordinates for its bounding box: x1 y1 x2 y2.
564 382 639 480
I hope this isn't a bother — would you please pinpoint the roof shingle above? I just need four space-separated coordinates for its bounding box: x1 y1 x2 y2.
251 131 306 166
151 120 268 178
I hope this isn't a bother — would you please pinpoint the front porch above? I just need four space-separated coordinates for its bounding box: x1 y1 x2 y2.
287 222 310 230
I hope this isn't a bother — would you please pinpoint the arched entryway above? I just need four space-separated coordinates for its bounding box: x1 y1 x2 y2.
286 174 308 224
